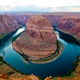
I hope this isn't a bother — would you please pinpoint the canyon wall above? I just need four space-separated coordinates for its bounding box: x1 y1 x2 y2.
1 12 80 35
15 15 63 26
15 13 80 27
1 13 80 41
15 15 30 25
57 16 80 40
0 15 21 35
42 15 63 26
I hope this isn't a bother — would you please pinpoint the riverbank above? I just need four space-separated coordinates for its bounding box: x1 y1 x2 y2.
0 55 80 80
0 33 9 44
0 25 25 44
12 31 63 64
52 55 80 80
0 56 28 79
56 27 80 45
0 33 9 40
0 26 80 80
31 40 63 64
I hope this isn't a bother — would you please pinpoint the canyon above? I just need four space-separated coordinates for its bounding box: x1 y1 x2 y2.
0 15 21 35
14 12 80 41
57 16 80 40
0 56 80 80
15 12 80 26
12 15 57 60
0 12 80 80
16 14 63 26
1 12 80 42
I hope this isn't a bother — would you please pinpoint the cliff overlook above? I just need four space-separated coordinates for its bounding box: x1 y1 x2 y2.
12 15 57 60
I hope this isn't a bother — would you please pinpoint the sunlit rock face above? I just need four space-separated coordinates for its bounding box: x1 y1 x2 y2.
0 15 20 34
26 15 56 43
16 14 62 26
13 15 57 60
57 16 80 40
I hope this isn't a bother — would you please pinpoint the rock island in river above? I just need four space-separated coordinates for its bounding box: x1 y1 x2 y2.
12 15 57 60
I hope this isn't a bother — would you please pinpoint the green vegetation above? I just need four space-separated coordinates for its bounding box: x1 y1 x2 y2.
51 56 80 80
11 33 20 42
0 57 4 66
0 33 80 79
0 56 80 79
31 40 63 64
0 57 3 61
66 56 79 76
0 56 28 79
11 30 63 64
0 33 9 40
11 31 25 42
57 40 62 50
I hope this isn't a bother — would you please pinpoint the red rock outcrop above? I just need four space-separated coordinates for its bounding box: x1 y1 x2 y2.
57 16 80 40
42 15 63 26
16 15 30 25
15 12 80 27
26 15 56 43
13 15 57 60
15 14 63 26
0 15 21 35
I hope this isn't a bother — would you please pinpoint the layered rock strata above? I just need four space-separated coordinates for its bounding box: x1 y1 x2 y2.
15 12 80 27
13 15 57 60
0 15 20 35
57 16 80 40
15 14 63 26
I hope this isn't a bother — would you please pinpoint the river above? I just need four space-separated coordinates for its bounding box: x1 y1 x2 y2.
0 26 80 77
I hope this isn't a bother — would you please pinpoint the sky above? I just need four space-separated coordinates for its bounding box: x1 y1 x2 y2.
0 0 80 12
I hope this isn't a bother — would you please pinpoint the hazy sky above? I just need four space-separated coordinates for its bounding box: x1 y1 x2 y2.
0 0 80 12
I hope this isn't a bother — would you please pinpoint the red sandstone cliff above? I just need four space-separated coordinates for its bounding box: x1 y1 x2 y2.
16 15 30 25
26 15 57 43
13 15 57 60
15 13 80 27
42 15 63 26
57 16 80 40
0 15 21 35
15 14 63 26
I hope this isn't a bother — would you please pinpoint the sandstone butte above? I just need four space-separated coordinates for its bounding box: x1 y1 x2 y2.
0 15 20 35
57 16 80 40
12 15 57 60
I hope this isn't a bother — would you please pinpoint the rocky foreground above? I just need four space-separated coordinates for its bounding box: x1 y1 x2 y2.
12 15 57 60
0 56 80 80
